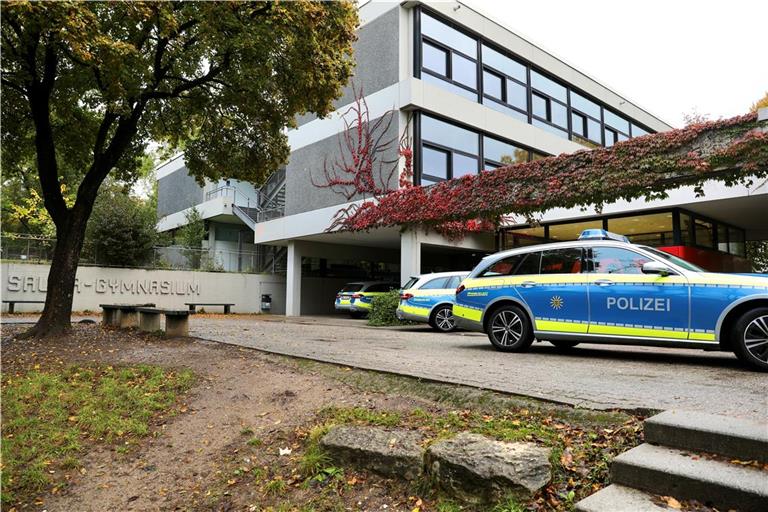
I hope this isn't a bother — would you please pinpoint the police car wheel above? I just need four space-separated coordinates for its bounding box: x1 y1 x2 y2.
486 305 533 352
732 307 768 371
430 305 456 333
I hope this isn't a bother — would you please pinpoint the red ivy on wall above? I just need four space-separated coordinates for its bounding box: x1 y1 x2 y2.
329 113 767 234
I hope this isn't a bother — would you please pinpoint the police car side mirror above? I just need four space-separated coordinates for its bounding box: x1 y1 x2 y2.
642 261 674 276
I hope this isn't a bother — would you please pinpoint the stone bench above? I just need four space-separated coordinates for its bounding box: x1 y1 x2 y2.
184 302 235 314
3 300 45 313
100 303 155 328
137 307 190 337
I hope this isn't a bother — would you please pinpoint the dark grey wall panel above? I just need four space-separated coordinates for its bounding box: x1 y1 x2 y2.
294 6 400 128
157 166 205 218
285 114 400 216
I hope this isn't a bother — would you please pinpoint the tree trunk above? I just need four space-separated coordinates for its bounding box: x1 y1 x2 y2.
23 210 90 338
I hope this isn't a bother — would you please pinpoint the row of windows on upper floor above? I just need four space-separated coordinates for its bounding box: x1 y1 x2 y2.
417 8 653 148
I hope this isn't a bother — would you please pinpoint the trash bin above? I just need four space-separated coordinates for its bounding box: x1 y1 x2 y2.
261 294 272 312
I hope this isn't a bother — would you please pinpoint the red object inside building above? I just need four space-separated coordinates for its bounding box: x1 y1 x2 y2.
659 246 752 273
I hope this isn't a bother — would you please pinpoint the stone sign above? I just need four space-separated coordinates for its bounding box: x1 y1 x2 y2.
7 275 200 295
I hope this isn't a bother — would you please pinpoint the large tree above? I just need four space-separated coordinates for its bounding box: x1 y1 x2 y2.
1 1 357 336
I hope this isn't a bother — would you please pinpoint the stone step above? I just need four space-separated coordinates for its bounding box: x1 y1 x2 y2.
575 484 672 512
612 443 768 512
644 410 768 462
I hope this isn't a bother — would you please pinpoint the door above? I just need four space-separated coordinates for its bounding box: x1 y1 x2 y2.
586 246 689 339
514 247 591 334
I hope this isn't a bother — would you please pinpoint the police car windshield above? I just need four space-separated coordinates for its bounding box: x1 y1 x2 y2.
639 247 705 272
402 277 419 290
340 284 364 292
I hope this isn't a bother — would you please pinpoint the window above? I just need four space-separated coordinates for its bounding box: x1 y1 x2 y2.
402 277 419 290
608 212 674 246
421 277 450 289
531 70 567 103
422 12 477 56
550 102 568 129
604 127 617 147
453 153 478 178
728 227 745 256
507 79 527 110
532 93 548 119
603 110 630 135
423 42 448 76
572 112 586 136
680 213 693 245
483 136 529 166
422 146 449 184
587 119 602 143
422 115 478 154
717 224 728 253
340 284 364 292
694 219 714 248
479 252 541 277
367 283 395 292
482 44 526 82
452 53 477 88
483 70 503 100
631 123 649 137
587 247 651 274
570 92 601 119
540 248 583 274
549 220 603 242
447 275 465 288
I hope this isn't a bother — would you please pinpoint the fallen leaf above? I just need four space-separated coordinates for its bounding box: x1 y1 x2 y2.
664 496 682 509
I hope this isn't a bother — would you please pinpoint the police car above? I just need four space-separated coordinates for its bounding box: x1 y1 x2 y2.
396 271 469 332
335 281 398 318
453 229 768 371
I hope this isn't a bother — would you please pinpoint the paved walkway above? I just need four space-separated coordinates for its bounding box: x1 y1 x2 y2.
188 315 768 421
5 314 766 420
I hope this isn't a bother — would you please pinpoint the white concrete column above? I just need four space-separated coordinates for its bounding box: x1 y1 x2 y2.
400 229 421 285
286 240 302 316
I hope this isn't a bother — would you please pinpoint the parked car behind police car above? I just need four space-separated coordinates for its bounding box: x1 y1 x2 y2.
453 230 768 371
335 281 398 318
396 271 469 332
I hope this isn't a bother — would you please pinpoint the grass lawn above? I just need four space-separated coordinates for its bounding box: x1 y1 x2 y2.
1 364 194 506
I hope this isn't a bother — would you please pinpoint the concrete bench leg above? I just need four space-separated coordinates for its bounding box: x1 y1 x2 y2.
119 310 138 328
165 315 189 337
224 305 231 314
8 303 15 314
139 312 162 332
102 309 118 326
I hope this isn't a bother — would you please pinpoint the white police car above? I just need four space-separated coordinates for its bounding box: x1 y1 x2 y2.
453 229 768 371
396 271 469 332
335 281 398 318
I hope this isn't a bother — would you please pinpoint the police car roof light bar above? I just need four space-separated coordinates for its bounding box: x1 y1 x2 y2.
578 229 630 243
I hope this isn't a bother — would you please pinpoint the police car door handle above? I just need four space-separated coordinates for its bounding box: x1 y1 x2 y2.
520 281 537 288
595 279 614 286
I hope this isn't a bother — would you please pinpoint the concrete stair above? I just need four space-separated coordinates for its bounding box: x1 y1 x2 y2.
576 410 768 512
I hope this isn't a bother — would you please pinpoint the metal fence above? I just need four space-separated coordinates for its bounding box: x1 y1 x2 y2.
0 234 273 273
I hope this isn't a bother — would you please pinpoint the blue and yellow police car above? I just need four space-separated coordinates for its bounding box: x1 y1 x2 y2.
335 281 398 318
453 229 768 371
396 271 469 332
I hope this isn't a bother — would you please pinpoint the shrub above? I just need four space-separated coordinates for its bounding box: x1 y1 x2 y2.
367 290 413 327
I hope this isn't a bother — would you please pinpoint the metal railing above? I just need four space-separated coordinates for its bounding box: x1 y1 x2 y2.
0 234 279 274
204 185 257 208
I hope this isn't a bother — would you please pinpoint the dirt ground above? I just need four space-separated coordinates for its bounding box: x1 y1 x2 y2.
1 323 437 512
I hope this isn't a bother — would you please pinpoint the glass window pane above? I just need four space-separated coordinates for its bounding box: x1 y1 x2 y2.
717 224 728 253
533 119 568 139
541 248 583 274
631 123 649 137
608 212 674 246
604 109 630 134
507 79 527 110
549 219 603 242
694 219 714 248
680 213 693 246
551 101 568 128
452 53 477 89
501 226 546 249
515 253 541 275
588 247 651 274
484 136 529 164
617 133 628 142
729 227 745 256
570 91 601 119
422 13 477 57
587 118 602 143
421 277 449 289
422 145 448 180
531 70 567 102
422 72 478 101
422 42 448 76
532 94 548 118
572 112 585 136
483 70 503 99
422 115 479 155
452 153 478 178
481 44 526 82
483 97 528 122
604 128 616 147
480 253 538 277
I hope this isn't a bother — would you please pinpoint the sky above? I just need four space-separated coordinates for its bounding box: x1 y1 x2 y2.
433 0 768 128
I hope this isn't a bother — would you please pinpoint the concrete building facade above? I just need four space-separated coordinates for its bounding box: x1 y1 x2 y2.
155 0 767 316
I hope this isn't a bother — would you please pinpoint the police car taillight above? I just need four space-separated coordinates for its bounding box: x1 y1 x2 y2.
456 284 466 295
400 293 413 300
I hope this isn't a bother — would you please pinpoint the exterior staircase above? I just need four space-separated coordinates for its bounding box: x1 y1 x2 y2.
576 410 768 512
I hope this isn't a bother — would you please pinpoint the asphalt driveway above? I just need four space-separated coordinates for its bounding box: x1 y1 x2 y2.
190 315 768 421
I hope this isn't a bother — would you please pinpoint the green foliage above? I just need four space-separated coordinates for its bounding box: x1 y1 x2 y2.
176 207 206 268
83 184 158 267
747 240 768 272
367 290 413 327
1 364 194 505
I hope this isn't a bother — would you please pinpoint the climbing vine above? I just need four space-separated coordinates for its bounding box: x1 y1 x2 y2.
328 113 767 234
